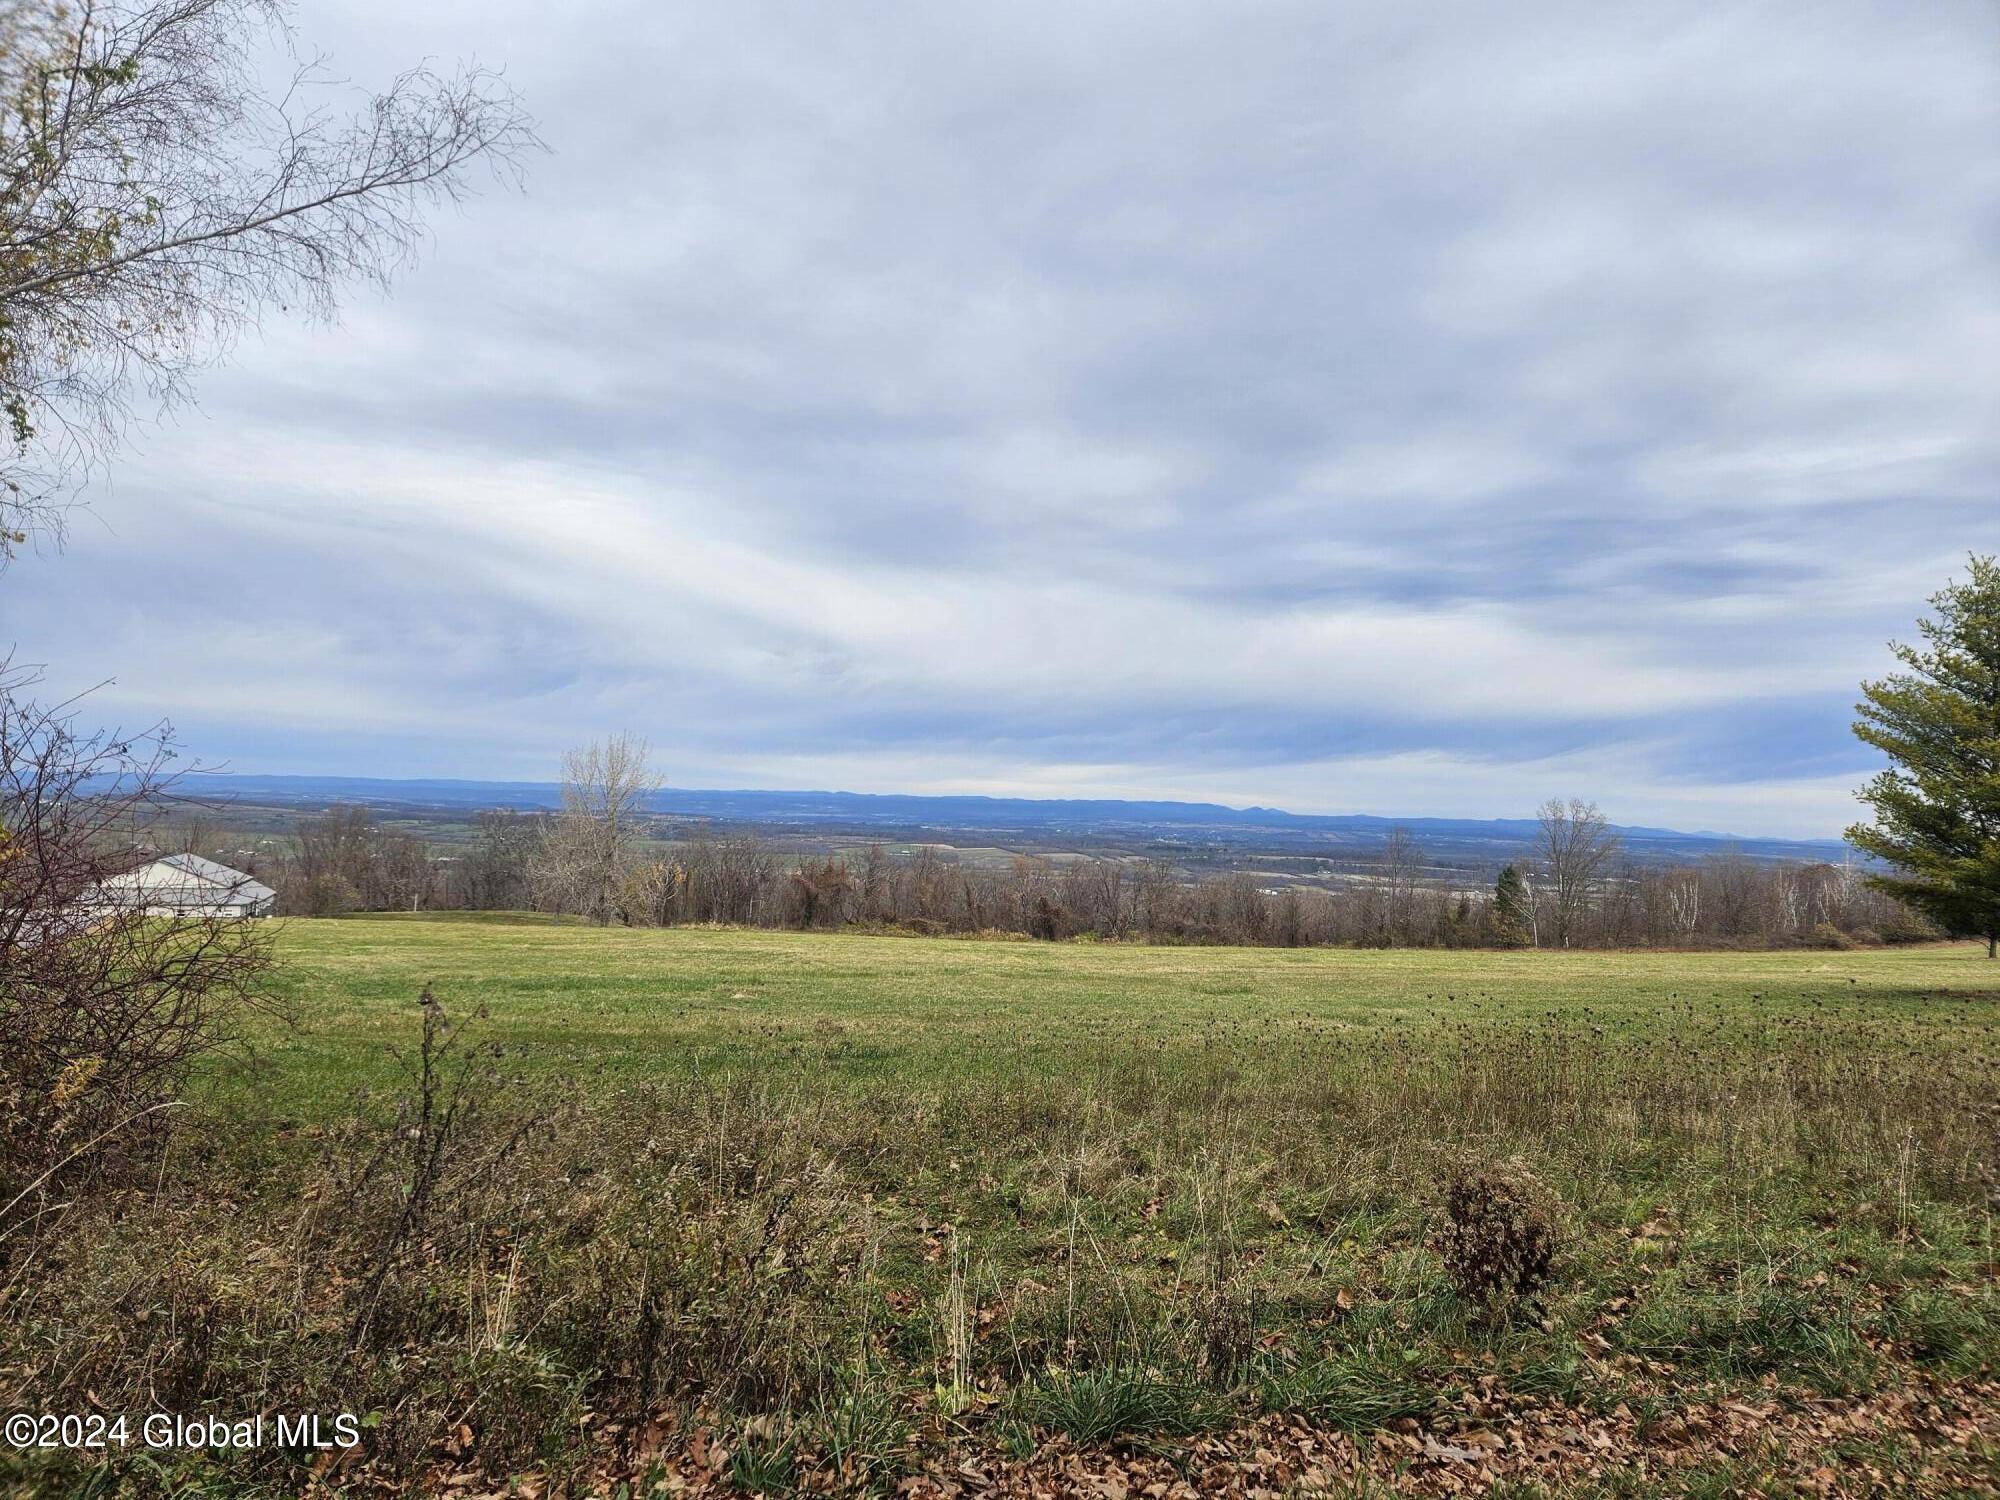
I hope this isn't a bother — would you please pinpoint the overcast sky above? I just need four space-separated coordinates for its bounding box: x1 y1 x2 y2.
8 0 1997 837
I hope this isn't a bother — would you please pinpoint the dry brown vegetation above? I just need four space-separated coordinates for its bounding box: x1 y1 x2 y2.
0 675 275 1219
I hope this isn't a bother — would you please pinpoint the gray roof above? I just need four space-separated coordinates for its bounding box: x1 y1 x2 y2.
99 852 277 905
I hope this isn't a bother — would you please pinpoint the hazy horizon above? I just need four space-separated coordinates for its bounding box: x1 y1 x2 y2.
173 767 1852 847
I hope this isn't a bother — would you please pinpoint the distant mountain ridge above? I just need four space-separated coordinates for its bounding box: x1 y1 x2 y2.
166 773 1854 868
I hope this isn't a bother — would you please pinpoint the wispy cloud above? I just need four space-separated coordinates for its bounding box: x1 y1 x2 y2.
8 0 1994 838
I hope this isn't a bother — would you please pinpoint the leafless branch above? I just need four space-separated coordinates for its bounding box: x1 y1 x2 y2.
0 0 540 556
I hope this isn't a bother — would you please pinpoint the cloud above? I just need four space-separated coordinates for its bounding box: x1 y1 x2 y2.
6 0 1995 840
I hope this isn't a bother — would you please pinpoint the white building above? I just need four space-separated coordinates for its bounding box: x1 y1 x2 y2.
89 853 278 918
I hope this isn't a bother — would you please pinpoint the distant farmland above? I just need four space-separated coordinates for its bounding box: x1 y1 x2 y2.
166 772 1856 873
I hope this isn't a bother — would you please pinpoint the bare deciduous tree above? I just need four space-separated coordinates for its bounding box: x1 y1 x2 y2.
530 734 660 926
462 808 541 911
1534 797 1620 948
1664 867 1702 940
0 0 539 554
1378 825 1422 945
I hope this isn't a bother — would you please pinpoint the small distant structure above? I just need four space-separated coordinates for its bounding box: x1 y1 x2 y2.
88 853 277 919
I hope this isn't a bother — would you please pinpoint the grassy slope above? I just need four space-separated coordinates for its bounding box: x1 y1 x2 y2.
249 912 1999 1114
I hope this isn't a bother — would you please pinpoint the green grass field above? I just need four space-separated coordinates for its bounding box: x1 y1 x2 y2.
249 912 2000 1114
16 917 1999 1496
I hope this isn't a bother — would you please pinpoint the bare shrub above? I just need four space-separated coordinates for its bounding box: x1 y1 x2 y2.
782 856 856 929
1433 1158 1563 1315
1195 1283 1256 1386
325 988 535 1351
0 673 273 1234
283 871 359 917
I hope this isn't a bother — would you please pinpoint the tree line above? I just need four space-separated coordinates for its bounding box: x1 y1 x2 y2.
243 781 1925 951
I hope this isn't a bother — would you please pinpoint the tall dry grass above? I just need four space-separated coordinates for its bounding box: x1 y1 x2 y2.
2 999 1994 1492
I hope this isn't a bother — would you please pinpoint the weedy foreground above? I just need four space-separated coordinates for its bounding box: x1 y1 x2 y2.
2 919 1996 1496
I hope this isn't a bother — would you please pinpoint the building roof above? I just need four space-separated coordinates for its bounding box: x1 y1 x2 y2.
100 852 277 905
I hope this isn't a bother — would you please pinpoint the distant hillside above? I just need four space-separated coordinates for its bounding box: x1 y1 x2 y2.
166 774 1854 869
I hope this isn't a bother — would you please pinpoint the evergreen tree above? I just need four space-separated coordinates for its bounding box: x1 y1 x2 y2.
1848 556 2000 957
1493 863 1531 948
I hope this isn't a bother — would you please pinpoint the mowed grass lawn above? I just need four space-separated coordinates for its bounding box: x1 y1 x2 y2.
244 912 2000 1116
